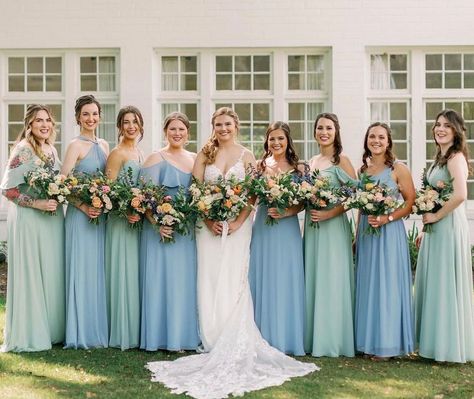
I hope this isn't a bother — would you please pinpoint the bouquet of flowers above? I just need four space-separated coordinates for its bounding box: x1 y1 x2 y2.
412 168 453 233
344 173 403 235
149 187 198 243
250 171 300 225
189 175 251 223
298 169 345 228
24 159 70 215
66 171 113 224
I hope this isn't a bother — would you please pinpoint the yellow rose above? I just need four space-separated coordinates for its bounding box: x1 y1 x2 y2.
161 202 173 213
91 196 103 208
198 201 206 211
365 183 375 191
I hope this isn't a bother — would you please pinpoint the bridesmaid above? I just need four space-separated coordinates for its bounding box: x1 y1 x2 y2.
139 112 200 351
304 113 356 357
249 121 306 355
0 104 65 351
61 95 109 349
414 109 474 363
354 122 415 360
105 106 143 350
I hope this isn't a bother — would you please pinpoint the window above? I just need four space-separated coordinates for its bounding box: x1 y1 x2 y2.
162 56 198 91
8 56 62 92
215 55 271 91
370 53 408 90
288 55 324 90
426 53 474 89
369 101 410 164
96 103 117 149
80 56 116 91
161 103 199 152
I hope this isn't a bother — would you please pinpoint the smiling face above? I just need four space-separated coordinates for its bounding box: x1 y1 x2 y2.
213 114 237 143
29 109 53 143
165 119 189 149
78 103 100 133
366 125 390 156
120 112 142 142
314 117 336 147
433 115 455 148
267 129 288 157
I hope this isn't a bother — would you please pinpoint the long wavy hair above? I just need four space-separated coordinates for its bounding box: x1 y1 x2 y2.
360 122 396 173
116 105 144 142
313 112 343 164
432 109 470 170
259 121 300 174
14 104 57 161
74 94 102 125
202 107 240 164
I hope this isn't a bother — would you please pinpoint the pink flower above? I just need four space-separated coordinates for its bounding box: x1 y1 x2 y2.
436 180 445 189
102 185 111 193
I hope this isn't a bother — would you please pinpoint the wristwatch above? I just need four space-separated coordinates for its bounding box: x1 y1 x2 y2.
388 214 394 222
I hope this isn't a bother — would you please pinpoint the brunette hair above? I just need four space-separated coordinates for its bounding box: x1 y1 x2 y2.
163 111 190 132
432 109 470 169
74 94 102 125
313 112 343 164
259 121 300 174
14 104 57 160
202 107 240 164
360 122 396 173
116 105 144 142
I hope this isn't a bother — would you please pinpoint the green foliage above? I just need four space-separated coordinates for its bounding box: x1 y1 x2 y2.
407 222 419 272
0 241 6 263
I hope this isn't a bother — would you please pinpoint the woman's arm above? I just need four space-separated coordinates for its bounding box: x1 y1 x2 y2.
60 141 80 176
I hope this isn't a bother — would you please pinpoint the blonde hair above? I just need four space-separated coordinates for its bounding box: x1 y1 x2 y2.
202 107 240 164
15 104 57 160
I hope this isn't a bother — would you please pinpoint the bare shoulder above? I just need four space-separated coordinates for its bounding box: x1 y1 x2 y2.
393 160 410 174
142 151 164 168
186 149 197 160
337 154 356 178
241 147 256 162
195 150 207 164
447 152 469 175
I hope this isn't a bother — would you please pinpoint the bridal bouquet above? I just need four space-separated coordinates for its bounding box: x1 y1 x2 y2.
298 170 345 228
66 171 113 224
189 175 251 222
344 173 403 235
24 159 70 215
412 169 453 233
149 187 198 243
250 171 300 225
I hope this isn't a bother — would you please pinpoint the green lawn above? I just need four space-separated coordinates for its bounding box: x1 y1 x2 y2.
0 267 473 398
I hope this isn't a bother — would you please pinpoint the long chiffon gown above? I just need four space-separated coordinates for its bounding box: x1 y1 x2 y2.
105 160 141 350
0 145 65 352
139 158 200 351
304 165 355 357
355 166 414 357
414 164 474 362
146 154 317 399
64 136 108 349
249 201 305 356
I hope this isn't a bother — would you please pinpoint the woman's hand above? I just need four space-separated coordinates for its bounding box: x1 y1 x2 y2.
415 232 424 249
159 225 174 240
127 213 141 224
267 207 286 220
367 215 389 228
205 219 223 236
34 199 58 212
422 212 439 225
309 209 333 223
227 220 243 234
79 203 102 219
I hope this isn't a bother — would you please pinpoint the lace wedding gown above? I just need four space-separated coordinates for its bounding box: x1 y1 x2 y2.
147 156 318 399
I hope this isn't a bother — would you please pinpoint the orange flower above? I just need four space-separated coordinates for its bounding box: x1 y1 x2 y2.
234 185 242 194
161 202 173 213
130 197 141 209
267 178 276 188
224 199 233 208
91 196 103 208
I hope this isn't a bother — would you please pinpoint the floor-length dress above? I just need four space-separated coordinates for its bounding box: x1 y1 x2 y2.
355 166 414 357
105 160 141 350
146 155 318 399
304 165 355 357
140 158 200 351
414 164 474 362
249 201 305 355
64 137 108 349
1 146 65 352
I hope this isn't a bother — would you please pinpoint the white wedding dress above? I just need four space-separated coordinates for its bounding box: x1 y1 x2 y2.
147 156 318 399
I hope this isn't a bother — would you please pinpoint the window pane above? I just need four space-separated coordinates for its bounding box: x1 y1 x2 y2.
465 122 474 140
235 56 251 72
370 102 388 121
46 75 61 91
445 54 461 70
426 72 442 88
390 123 407 140
288 55 304 72
235 104 251 120
27 75 43 91
426 123 433 140
98 74 115 91
464 72 474 89
393 142 407 160
181 56 197 72
467 183 474 200
293 142 305 159
463 102 474 121
254 55 270 72
390 54 407 71
9 104 25 121
8 124 21 141
308 72 324 90
81 75 97 91
390 102 407 120
288 73 303 90
239 124 251 142
425 142 437 159
99 56 115 73
426 102 443 120
307 103 324 120
445 72 461 88
390 73 407 89
163 74 179 91
464 54 474 70
182 103 197 120
9 57 24 73
426 54 442 70
289 122 304 140
253 123 267 142
162 56 178 73
80 56 97 73
253 103 269 121
181 74 197 90
235 74 251 90
49 104 62 122
308 55 323 72
46 57 61 73
9 76 24 91
27 57 43 73
445 102 462 113
216 56 232 72
216 75 232 90
289 103 305 120
253 74 270 90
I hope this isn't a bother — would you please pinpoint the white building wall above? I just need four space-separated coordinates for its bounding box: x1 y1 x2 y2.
1 0 474 239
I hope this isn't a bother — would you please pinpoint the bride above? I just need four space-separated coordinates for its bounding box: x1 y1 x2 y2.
147 107 318 399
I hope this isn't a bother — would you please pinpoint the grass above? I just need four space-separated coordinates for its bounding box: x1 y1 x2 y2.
0 261 473 398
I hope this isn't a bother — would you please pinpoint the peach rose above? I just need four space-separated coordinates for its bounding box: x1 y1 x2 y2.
91 196 103 208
